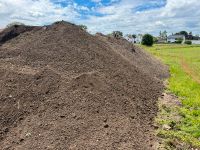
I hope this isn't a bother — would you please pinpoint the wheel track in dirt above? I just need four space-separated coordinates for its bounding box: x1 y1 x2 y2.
152 53 200 85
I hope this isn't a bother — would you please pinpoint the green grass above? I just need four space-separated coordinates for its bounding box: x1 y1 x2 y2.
142 44 200 148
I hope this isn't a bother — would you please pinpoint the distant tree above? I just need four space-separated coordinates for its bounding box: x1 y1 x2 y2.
189 32 193 36
163 30 167 38
159 30 167 39
179 31 188 37
159 31 162 37
79 24 87 31
142 34 154 46
6 22 25 28
132 34 136 42
112 31 123 38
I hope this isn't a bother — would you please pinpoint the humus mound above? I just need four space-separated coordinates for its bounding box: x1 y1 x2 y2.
0 21 168 150
0 25 41 45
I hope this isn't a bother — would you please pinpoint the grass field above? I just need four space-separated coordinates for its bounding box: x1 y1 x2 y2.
142 44 200 148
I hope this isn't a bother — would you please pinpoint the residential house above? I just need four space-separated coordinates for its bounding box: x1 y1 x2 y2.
125 35 135 43
135 34 143 44
187 33 200 44
167 34 185 44
125 34 142 44
157 37 167 43
187 32 200 40
191 40 200 45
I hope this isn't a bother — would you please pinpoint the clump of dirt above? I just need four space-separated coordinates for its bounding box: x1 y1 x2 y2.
0 21 168 149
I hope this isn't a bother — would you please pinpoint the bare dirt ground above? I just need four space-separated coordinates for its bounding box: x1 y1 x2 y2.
0 21 168 150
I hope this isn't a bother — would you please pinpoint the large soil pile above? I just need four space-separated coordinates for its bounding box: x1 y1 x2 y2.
0 21 168 150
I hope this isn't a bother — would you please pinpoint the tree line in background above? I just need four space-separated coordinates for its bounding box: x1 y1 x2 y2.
4 22 200 47
175 31 199 40
110 29 200 46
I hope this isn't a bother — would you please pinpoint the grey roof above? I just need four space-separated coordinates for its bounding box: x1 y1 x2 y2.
168 35 185 39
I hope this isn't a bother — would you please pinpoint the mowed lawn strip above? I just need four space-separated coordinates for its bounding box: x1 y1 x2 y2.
142 44 200 147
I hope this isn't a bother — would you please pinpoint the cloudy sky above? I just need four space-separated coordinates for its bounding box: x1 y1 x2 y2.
0 0 199 35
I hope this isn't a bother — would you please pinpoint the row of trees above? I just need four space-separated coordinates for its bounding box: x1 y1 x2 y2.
112 31 154 46
109 31 153 46
159 30 200 40
111 31 154 46
175 31 199 40
79 25 199 44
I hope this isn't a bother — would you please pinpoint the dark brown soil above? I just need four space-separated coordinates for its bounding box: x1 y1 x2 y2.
0 25 41 45
0 21 168 150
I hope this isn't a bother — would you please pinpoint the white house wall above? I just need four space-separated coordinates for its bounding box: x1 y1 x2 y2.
191 40 200 45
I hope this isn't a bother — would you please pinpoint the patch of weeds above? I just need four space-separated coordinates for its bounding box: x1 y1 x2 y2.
157 130 200 148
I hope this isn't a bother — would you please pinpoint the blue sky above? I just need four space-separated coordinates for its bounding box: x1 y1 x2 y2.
0 0 199 36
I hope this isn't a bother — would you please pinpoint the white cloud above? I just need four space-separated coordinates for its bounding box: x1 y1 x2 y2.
0 0 79 27
0 0 199 35
83 0 200 35
91 0 101 3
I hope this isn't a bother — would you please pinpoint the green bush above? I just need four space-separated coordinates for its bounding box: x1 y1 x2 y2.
142 34 154 46
185 40 192 45
175 40 182 44
175 38 183 44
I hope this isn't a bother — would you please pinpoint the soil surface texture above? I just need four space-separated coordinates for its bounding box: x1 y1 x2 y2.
0 21 168 150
